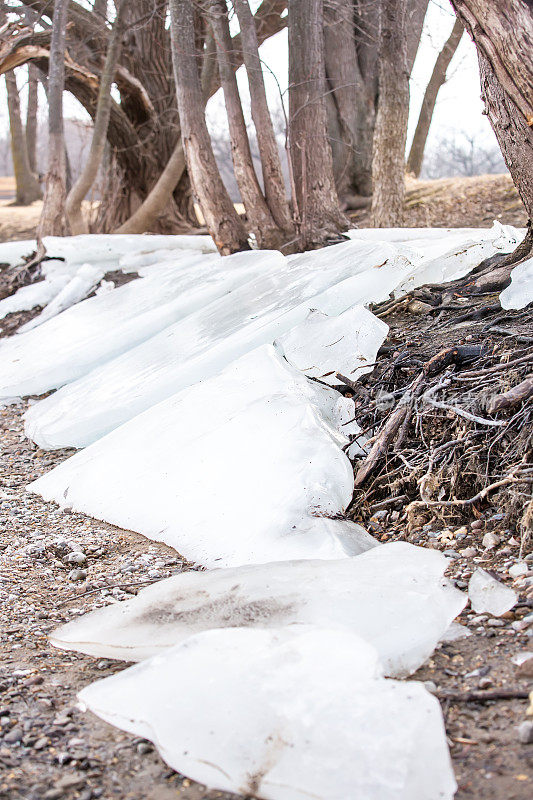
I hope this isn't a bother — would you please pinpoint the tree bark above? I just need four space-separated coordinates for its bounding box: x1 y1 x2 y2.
5 70 42 204
451 0 533 260
288 0 348 249
37 0 70 238
208 0 283 250
66 0 126 234
233 0 294 238
407 17 463 177
26 63 39 174
169 0 249 254
371 0 410 227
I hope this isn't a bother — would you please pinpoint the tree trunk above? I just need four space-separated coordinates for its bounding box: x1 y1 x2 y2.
66 0 126 234
451 0 533 261
5 70 42 204
37 0 70 238
324 0 427 202
407 18 463 177
371 0 409 227
26 63 39 174
288 0 348 249
233 0 294 239
208 0 283 250
169 0 249 254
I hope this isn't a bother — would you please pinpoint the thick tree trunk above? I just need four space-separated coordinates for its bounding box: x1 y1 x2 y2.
407 18 463 177
451 0 533 261
324 0 427 202
37 0 70 238
26 63 39 174
5 70 42 204
233 0 294 239
288 0 348 249
169 0 249 254
371 0 409 228
208 0 283 250
66 0 126 234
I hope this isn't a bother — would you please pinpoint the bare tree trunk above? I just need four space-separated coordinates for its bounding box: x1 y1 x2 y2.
5 70 42 204
208 0 283 249
407 18 463 177
169 0 249 254
288 0 348 249
451 0 533 261
371 0 409 228
37 0 70 238
26 63 39 173
233 0 293 239
66 0 126 234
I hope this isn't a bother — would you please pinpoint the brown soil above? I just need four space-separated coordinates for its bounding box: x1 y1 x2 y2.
350 173 528 229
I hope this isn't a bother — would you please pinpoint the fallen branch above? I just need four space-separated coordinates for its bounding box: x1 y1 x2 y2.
436 689 529 703
487 375 533 414
408 470 532 510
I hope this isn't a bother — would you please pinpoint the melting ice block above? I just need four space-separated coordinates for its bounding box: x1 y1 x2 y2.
20 263 106 331
29 345 374 567
276 305 388 385
499 257 533 310
24 239 411 448
468 568 517 616
78 627 457 800
51 541 466 676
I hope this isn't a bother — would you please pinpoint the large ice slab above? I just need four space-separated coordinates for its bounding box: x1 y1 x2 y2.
78 627 457 800
51 541 466 677
24 240 412 448
0 249 284 400
276 305 388 385
499 257 533 310
29 346 375 566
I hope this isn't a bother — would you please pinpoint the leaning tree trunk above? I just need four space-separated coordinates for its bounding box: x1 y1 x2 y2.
371 0 409 228
5 70 42 204
288 0 348 249
66 0 126 234
208 0 283 250
26 63 39 174
37 0 70 238
169 0 249 254
407 17 463 177
451 0 533 263
233 0 294 239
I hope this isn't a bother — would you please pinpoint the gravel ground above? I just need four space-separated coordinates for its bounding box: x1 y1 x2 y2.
1 400 532 800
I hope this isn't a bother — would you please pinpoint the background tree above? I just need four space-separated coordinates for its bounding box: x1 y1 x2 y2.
407 17 464 177
371 0 409 227
5 69 42 203
37 0 69 238
288 0 348 248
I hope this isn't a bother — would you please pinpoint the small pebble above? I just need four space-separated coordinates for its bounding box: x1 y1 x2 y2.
517 721 533 744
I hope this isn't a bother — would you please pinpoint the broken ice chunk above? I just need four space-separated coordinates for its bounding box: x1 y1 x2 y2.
51 542 466 677
29 346 375 567
276 305 388 386
78 627 457 800
499 257 533 310
468 568 517 616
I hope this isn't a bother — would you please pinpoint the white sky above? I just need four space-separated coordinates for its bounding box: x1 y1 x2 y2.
0 0 498 156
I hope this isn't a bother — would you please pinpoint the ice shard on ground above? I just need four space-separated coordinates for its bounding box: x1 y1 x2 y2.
51 541 466 677
276 305 388 385
499 256 533 310
78 627 457 800
23 240 410 448
29 346 374 567
468 568 517 616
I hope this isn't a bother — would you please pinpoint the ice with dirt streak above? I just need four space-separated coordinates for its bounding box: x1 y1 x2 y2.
23 239 411 449
50 541 466 677
78 627 457 800
30 345 375 567
499 256 533 310
0 249 279 399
